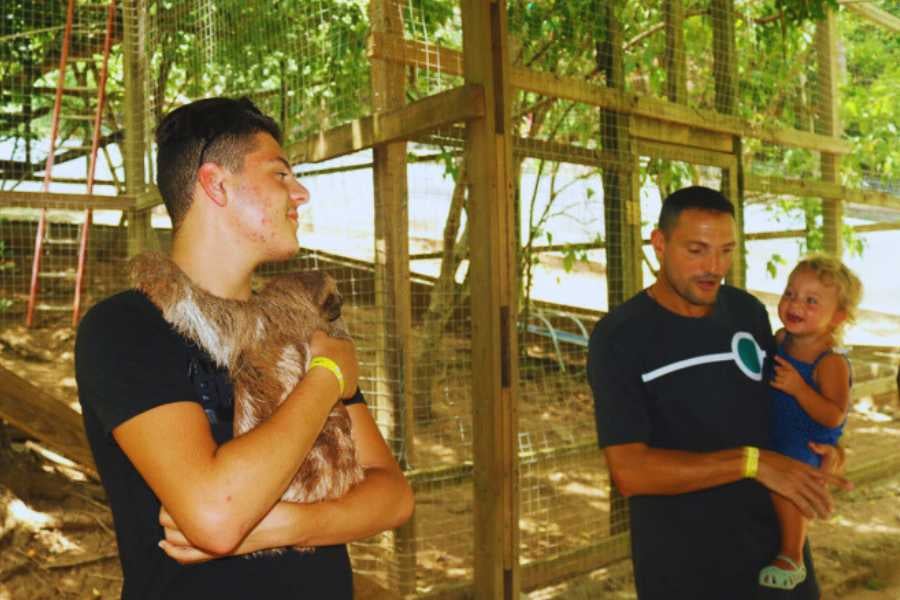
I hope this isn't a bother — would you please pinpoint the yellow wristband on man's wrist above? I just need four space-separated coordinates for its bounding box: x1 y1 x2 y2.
743 446 759 479
309 356 345 396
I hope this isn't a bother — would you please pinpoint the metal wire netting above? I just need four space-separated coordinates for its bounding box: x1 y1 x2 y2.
1 1 898 598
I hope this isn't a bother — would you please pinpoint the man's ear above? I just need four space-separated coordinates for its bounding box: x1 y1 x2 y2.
650 228 666 260
196 163 228 207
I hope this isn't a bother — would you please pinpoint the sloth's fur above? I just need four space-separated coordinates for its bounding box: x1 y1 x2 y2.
130 252 364 552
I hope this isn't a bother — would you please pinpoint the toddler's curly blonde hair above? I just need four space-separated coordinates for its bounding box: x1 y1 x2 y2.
791 254 863 340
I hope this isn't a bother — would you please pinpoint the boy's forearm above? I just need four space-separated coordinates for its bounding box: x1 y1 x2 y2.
183 370 342 550
235 466 414 552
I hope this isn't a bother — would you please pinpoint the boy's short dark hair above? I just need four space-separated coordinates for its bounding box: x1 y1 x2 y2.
155 97 282 229
657 186 735 236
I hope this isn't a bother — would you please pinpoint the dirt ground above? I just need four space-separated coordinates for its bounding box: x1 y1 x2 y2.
0 313 899 599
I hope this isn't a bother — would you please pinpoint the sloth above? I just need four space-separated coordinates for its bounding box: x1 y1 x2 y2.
130 252 364 551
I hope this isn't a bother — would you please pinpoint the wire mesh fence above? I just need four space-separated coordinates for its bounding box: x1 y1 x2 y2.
1 0 898 598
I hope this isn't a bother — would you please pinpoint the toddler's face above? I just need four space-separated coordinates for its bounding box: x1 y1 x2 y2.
778 268 845 338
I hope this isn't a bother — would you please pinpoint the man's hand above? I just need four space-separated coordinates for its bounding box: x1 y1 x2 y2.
309 330 358 399
756 449 851 519
770 355 810 398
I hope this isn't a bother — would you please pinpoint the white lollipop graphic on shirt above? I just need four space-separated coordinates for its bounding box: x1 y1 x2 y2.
641 332 767 383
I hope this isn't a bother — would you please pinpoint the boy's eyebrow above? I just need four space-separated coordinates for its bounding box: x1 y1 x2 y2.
267 156 292 170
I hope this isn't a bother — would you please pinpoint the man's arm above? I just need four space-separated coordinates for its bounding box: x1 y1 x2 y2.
159 402 414 563
115 332 358 555
604 442 848 519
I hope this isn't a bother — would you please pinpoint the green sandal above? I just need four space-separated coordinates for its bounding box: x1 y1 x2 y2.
759 554 807 590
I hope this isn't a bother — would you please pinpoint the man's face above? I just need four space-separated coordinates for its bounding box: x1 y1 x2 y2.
223 132 309 260
652 209 737 307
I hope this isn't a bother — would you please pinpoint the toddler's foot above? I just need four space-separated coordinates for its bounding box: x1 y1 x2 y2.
759 554 807 590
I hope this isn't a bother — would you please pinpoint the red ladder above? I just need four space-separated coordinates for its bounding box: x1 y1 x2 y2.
25 0 117 328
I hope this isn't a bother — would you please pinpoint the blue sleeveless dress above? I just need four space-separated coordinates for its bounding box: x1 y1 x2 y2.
770 344 848 467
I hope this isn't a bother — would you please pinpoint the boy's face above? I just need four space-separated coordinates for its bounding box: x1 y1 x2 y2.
222 132 308 261
653 208 737 309
778 268 845 338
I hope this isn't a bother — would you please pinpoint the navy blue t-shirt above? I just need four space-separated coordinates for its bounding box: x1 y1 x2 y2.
75 289 360 599
588 286 820 600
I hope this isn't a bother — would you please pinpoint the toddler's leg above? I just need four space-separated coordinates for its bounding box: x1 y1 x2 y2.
771 492 807 566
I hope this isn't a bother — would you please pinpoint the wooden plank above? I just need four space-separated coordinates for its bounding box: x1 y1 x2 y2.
0 190 135 210
368 31 464 77
840 1 900 32
630 114 732 153
417 127 618 168
635 139 736 169
462 0 520 596
369 33 852 156
746 222 900 241
286 84 484 164
0 364 95 474
851 375 897 400
745 175 900 212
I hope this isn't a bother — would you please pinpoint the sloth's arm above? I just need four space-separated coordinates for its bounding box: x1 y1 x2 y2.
114 338 358 556
159 401 414 561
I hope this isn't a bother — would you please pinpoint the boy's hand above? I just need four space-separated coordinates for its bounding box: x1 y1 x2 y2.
159 506 217 565
309 330 359 398
811 442 851 486
770 355 809 397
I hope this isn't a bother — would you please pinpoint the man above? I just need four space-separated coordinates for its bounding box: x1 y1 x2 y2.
587 186 846 599
75 97 413 599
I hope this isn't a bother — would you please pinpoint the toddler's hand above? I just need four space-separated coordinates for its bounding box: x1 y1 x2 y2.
770 355 808 397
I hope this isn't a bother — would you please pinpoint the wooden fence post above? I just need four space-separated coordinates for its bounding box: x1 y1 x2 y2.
369 0 417 594
461 0 520 597
816 9 843 257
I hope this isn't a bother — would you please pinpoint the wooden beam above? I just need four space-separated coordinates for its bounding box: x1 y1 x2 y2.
745 221 900 241
369 32 852 156
287 84 485 164
635 139 736 169
630 114 732 154
462 0 521 596
850 375 897 400
745 175 900 212
368 31 464 77
839 1 900 32
0 190 135 210
416 127 618 168
0 364 95 475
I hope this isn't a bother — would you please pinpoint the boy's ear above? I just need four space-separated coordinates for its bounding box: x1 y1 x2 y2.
831 308 848 328
196 163 228 207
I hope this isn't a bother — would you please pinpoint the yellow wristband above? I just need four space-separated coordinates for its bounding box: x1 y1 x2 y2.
309 356 344 396
743 446 759 479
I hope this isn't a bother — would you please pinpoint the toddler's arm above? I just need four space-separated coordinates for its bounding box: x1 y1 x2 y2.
771 353 850 428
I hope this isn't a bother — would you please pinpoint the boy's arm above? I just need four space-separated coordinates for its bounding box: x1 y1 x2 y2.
771 353 850 428
114 332 358 555
604 442 847 519
159 401 414 563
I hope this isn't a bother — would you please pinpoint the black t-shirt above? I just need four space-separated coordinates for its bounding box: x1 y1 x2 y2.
75 289 358 600
588 286 819 600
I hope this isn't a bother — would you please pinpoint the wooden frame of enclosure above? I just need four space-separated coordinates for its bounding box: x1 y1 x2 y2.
3 2 900 599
